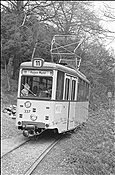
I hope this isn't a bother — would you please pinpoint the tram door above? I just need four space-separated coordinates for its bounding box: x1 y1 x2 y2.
69 77 77 130
64 75 76 131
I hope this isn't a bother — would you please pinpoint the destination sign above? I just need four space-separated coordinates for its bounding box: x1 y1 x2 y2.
22 70 53 76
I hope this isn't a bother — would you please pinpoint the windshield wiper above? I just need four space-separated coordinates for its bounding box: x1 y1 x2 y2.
22 84 37 96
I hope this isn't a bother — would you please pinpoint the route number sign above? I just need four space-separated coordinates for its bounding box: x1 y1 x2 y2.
32 58 44 67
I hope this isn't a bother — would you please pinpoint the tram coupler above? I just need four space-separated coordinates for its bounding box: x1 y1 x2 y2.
23 125 36 137
23 130 29 137
23 129 36 137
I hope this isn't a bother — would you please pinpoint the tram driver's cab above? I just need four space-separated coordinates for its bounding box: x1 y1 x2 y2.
20 76 52 99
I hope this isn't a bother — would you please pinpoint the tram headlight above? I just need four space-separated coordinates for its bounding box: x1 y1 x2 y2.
18 121 22 125
30 114 37 121
24 101 31 108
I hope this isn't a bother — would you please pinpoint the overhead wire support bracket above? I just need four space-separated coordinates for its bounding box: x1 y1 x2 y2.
50 35 84 69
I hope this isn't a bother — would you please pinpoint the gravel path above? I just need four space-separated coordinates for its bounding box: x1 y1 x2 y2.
1 130 59 175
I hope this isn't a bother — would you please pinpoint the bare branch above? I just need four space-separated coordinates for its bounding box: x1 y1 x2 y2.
0 3 11 12
23 0 30 9
59 2 68 23
7 0 17 8
20 13 27 26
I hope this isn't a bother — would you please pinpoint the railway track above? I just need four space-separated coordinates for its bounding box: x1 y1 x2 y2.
24 135 63 175
1 127 51 158
1 136 30 158
1 131 63 175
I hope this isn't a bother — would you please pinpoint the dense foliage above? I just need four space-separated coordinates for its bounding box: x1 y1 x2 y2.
1 1 115 109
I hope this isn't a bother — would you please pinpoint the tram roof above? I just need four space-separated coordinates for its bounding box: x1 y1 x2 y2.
20 61 90 83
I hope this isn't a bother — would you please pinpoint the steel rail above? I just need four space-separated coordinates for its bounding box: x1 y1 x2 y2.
1 138 30 158
1 131 45 158
24 135 63 175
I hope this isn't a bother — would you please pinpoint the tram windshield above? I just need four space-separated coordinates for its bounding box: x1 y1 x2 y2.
20 76 52 99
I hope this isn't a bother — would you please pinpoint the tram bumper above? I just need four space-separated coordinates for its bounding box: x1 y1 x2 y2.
25 124 35 130
20 121 45 129
20 121 46 137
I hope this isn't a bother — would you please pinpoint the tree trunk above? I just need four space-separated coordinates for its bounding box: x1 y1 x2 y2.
7 56 13 78
4 60 11 91
12 66 19 80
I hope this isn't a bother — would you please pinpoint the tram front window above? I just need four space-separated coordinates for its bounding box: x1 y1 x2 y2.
20 76 52 99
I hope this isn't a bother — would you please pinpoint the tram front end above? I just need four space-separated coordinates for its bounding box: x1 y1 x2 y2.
16 58 55 137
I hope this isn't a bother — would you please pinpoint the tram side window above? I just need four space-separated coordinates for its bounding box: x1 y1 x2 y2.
86 83 90 101
77 78 89 101
56 71 64 100
64 78 70 100
71 80 76 101
77 78 83 101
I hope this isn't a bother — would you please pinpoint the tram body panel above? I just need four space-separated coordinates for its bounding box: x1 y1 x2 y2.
67 101 76 130
16 99 78 133
16 99 70 133
75 101 89 126
16 99 55 129
53 102 68 133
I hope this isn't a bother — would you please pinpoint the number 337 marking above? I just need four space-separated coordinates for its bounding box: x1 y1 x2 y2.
24 110 31 113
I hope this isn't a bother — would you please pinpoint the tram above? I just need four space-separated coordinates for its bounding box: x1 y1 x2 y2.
16 58 90 137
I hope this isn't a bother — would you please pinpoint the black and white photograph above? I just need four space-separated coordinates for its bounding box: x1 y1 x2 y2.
1 1 115 175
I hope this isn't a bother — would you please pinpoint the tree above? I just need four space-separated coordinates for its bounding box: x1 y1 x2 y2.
49 1 104 36
79 41 115 109
1 1 57 81
1 0 114 108
98 2 115 51
103 2 115 22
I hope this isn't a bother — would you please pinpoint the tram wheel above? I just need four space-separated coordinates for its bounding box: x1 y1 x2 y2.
34 135 38 141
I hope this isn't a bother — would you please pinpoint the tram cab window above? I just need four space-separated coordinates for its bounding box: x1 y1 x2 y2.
20 76 52 99
71 80 76 101
56 71 64 100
